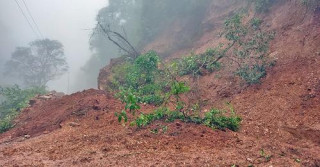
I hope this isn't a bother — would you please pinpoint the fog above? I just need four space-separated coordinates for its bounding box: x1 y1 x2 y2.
0 0 108 93
0 0 210 94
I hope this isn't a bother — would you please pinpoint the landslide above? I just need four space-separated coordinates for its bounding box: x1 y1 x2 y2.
1 0 320 166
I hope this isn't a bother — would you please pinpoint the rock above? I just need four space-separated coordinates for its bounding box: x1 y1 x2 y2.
68 122 80 127
24 135 31 139
50 91 65 97
38 95 52 100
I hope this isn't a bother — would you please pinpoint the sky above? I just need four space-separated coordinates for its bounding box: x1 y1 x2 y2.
0 0 108 93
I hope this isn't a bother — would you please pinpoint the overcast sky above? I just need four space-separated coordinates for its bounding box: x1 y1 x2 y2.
0 0 108 93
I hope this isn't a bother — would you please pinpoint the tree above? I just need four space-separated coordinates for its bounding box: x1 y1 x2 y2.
5 39 68 87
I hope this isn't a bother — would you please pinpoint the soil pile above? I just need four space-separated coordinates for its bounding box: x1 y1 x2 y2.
1 0 320 166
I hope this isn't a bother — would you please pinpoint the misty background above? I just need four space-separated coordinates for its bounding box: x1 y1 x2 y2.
0 0 108 93
0 0 210 94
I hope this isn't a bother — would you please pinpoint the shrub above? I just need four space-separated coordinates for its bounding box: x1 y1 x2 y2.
223 14 275 84
0 85 47 133
112 51 168 106
235 64 266 84
116 88 140 115
203 108 241 131
115 110 128 124
251 0 275 13
133 107 184 128
0 114 15 133
111 49 244 132
133 106 241 131
172 48 222 76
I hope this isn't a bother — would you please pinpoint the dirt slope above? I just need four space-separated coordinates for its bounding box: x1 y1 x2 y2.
1 0 320 166
1 88 318 167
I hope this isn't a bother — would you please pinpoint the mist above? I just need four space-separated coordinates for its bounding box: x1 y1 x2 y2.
0 0 210 93
0 0 108 93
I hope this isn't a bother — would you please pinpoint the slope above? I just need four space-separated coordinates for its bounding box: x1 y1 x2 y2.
1 0 320 166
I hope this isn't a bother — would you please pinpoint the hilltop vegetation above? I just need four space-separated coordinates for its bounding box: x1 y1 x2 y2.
103 5 276 131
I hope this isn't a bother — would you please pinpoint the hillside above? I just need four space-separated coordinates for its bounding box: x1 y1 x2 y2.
1 0 320 166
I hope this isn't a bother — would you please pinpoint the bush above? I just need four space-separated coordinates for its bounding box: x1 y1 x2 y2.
251 0 275 13
116 88 140 115
132 106 241 131
235 64 266 84
133 107 184 128
223 14 275 84
110 49 243 132
0 114 15 133
112 51 168 106
0 85 47 133
203 108 241 131
172 48 222 76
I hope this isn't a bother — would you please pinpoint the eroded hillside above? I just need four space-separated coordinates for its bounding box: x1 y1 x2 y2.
1 0 320 166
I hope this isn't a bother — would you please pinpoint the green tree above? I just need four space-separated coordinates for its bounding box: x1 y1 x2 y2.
5 39 68 87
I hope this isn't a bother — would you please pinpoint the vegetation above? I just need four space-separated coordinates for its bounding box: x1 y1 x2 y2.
80 0 213 89
131 106 241 131
250 0 275 13
96 0 284 133
0 85 47 133
300 0 320 10
107 9 278 132
170 13 274 84
112 51 167 106
171 48 222 76
108 50 241 131
251 0 319 13
203 108 241 131
4 39 68 87
223 14 275 84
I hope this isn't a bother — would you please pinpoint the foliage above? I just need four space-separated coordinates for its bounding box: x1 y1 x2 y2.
300 0 320 10
115 110 128 124
235 64 266 84
132 106 241 132
110 50 243 132
0 85 47 133
260 149 272 162
133 107 184 128
169 14 274 85
82 0 212 89
251 0 275 13
150 125 168 134
4 39 68 87
104 11 280 133
223 14 274 84
113 51 167 106
117 88 140 114
203 108 241 131
224 14 248 41
171 48 222 76
170 82 190 96
0 114 15 133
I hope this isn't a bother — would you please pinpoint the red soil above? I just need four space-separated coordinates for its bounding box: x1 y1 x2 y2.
1 1 320 166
